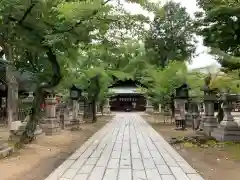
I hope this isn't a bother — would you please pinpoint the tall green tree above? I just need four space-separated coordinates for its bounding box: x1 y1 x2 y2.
0 0 120 143
195 0 240 72
145 1 196 68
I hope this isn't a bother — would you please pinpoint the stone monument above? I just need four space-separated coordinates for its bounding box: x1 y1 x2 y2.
70 99 80 129
41 95 60 135
145 98 154 113
212 94 240 141
201 76 218 136
103 98 111 114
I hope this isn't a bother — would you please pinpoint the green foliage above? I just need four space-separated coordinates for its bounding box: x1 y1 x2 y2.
145 1 196 67
142 61 188 105
195 0 240 71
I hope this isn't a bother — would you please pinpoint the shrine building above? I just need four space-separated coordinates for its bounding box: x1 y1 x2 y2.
108 79 146 112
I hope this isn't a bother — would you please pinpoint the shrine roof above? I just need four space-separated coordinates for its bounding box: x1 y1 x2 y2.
109 79 147 88
108 87 144 94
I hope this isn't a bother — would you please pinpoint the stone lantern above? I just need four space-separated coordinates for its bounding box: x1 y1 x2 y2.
69 85 82 129
212 94 240 141
41 94 60 135
174 83 189 130
70 85 82 100
200 83 218 136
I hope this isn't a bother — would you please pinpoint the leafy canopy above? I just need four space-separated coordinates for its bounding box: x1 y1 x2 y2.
195 0 240 72
145 1 196 68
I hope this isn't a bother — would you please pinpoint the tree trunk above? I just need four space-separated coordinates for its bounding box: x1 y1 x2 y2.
18 87 42 145
92 100 97 123
19 48 61 145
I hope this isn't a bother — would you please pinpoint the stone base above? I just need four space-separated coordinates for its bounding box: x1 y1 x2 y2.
41 118 61 135
69 118 81 131
212 128 240 141
103 106 111 114
9 122 44 140
0 145 13 159
203 116 218 136
145 106 154 113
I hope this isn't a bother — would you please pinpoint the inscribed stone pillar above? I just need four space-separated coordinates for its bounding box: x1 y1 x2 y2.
6 66 18 130
103 98 110 114
41 95 60 135
96 103 101 114
78 100 85 115
212 94 240 141
70 100 80 129
202 94 218 136
145 98 154 113
159 104 162 113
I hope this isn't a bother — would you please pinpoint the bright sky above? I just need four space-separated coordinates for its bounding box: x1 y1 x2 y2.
120 0 220 70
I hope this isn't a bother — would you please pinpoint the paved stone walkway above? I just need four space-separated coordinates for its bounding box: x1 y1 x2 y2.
45 113 204 180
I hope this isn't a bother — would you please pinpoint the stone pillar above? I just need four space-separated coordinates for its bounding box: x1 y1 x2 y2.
212 94 240 141
63 107 71 127
174 99 186 130
145 98 154 113
78 100 85 115
70 100 80 129
202 94 218 136
41 95 60 135
197 103 204 131
159 104 162 113
6 67 18 131
96 103 101 115
103 98 110 114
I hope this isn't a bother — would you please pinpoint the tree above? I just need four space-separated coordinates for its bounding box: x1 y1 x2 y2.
195 0 240 72
141 61 187 106
145 1 196 68
0 0 123 143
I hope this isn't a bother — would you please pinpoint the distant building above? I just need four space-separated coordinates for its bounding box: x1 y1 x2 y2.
108 79 146 112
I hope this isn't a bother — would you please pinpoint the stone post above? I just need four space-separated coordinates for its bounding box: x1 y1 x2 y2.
6 67 18 131
70 100 80 129
78 100 85 115
197 103 204 132
202 94 218 136
159 104 162 113
103 98 110 114
174 99 186 130
145 98 154 113
41 95 60 135
212 94 240 141
96 103 101 115
63 107 71 127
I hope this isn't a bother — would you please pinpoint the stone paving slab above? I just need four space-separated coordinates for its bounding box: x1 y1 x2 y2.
45 113 204 180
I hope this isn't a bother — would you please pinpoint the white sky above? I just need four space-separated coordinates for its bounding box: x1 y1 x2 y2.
120 0 220 70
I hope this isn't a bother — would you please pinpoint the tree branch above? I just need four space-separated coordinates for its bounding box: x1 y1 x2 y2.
26 51 40 73
41 47 62 89
19 2 37 24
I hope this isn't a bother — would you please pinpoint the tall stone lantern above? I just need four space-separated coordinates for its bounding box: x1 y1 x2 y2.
42 94 60 135
174 83 189 130
201 83 218 136
212 94 240 141
69 85 82 129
